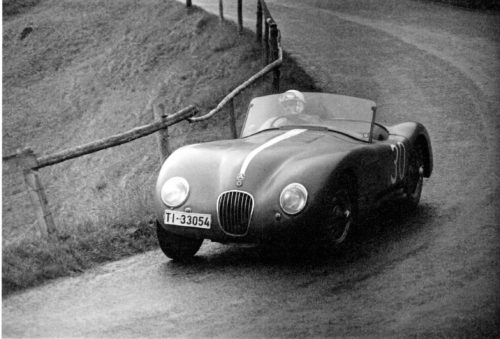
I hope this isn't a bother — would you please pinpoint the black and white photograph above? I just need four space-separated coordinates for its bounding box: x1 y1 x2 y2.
2 0 499 337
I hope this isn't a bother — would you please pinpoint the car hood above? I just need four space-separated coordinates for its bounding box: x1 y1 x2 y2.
157 128 364 198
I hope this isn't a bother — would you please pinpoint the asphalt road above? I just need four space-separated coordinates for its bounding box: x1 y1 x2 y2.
3 0 499 337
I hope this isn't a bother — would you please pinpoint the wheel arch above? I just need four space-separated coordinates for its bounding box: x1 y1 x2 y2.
388 122 433 178
330 167 359 214
415 133 433 178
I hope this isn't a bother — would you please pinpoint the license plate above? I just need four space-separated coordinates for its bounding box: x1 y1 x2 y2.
164 210 211 229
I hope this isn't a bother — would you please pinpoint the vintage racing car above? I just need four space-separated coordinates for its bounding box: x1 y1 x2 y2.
154 90 433 260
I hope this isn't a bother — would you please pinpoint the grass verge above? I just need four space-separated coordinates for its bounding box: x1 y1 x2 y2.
2 0 317 296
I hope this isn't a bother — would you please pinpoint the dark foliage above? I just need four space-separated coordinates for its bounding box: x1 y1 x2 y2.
3 0 41 17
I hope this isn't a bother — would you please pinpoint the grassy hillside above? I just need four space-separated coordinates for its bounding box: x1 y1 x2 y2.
2 0 317 295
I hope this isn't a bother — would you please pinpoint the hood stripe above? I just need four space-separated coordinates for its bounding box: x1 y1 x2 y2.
239 129 307 177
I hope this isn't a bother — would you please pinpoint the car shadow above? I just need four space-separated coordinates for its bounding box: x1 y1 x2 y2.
161 201 438 274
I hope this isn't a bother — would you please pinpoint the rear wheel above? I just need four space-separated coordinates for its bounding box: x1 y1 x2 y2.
320 175 357 248
404 144 425 209
156 221 203 261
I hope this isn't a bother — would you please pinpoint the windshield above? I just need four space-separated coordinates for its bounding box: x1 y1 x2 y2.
241 92 377 141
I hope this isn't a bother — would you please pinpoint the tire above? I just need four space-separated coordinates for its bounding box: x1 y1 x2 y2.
156 221 203 261
403 144 425 210
320 174 357 248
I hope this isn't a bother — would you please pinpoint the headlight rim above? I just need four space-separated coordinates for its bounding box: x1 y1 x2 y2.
279 182 308 215
161 176 190 208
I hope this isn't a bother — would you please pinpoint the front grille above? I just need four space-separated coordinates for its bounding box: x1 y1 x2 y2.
217 190 254 236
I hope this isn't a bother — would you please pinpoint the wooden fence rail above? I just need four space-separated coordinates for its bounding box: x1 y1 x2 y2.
187 46 282 123
34 105 197 169
5 106 197 239
187 0 282 123
5 0 283 240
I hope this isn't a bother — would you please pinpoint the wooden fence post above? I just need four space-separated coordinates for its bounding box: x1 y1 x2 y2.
17 148 57 238
153 103 171 164
219 0 224 21
237 0 243 33
270 22 280 92
264 19 270 65
228 99 238 139
256 0 263 42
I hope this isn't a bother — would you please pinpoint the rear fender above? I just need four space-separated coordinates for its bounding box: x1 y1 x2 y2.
387 122 433 177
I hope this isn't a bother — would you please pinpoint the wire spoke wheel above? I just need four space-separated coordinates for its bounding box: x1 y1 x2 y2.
324 188 354 245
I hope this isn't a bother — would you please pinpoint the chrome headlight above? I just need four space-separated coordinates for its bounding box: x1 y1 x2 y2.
161 177 189 208
280 183 308 215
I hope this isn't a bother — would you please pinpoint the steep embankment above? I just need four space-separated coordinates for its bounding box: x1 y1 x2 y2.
3 0 261 227
2 0 316 294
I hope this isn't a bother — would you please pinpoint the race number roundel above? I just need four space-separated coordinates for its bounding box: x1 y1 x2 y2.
390 142 406 184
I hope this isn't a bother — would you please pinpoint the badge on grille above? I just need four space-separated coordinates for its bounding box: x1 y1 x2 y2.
236 173 245 187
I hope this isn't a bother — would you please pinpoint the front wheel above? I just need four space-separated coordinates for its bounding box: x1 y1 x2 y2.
156 221 203 261
320 175 357 248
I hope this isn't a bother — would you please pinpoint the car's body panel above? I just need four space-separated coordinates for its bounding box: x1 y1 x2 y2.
388 122 433 177
155 129 431 243
154 93 433 246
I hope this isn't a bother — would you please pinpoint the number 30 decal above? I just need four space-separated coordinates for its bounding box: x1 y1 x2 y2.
390 142 406 184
